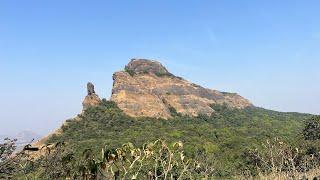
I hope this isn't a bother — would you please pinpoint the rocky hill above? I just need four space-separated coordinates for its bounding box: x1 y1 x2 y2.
35 59 253 147
111 59 252 119
31 58 312 176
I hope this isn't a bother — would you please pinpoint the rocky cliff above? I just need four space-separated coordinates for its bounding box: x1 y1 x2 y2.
111 59 252 119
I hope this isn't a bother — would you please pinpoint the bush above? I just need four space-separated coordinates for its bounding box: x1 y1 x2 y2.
238 138 320 179
124 66 135 76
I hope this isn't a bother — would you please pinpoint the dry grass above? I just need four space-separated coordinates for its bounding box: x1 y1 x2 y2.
236 138 320 180
237 167 320 180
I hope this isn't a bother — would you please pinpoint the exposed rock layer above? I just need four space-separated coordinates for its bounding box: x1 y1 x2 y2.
111 59 252 119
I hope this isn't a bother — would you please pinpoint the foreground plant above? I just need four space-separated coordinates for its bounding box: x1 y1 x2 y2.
93 139 215 179
8 139 215 179
0 138 17 179
238 138 320 179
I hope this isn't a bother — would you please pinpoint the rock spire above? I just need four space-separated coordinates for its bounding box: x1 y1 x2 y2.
82 82 101 110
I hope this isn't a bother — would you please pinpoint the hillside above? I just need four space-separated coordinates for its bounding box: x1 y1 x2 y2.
46 100 311 176
37 59 313 176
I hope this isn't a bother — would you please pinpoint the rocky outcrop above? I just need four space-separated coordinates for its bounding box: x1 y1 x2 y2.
82 82 101 110
125 59 172 76
111 59 252 119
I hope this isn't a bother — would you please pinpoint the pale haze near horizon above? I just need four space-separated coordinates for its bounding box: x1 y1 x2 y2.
0 0 320 136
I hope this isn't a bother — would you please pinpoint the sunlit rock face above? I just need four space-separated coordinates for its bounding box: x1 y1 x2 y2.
111 58 252 119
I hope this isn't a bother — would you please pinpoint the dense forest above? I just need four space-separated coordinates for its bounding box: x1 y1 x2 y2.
48 100 310 173
1 100 320 179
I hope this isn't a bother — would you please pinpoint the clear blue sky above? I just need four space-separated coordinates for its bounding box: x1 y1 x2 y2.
1 0 320 136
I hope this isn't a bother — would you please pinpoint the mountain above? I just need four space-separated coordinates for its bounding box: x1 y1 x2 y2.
111 59 252 119
1 131 41 143
1 130 41 150
15 130 41 144
36 58 312 175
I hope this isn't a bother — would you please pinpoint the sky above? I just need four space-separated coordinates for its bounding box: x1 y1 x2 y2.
0 0 320 136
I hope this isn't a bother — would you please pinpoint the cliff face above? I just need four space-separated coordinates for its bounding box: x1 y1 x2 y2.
111 59 252 119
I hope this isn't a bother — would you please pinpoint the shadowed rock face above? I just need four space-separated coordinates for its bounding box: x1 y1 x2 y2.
87 82 95 95
111 59 252 119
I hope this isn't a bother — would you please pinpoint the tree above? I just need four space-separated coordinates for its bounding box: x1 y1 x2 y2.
0 138 17 178
303 116 320 141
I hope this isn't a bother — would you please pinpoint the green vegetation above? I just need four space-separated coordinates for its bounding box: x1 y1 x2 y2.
0 138 17 179
124 66 136 76
2 139 216 179
154 71 174 77
303 115 320 140
1 102 319 179
45 100 312 177
124 65 174 77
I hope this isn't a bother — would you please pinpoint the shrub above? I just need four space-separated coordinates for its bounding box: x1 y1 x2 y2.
124 66 135 76
239 137 320 179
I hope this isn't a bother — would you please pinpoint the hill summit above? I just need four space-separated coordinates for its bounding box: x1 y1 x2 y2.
110 58 252 119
